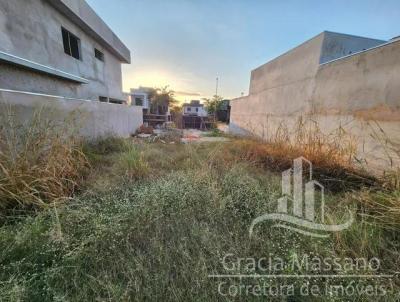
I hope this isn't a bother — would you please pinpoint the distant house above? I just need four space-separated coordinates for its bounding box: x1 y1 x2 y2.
182 100 213 129
183 100 208 117
130 87 171 126
0 0 131 103
130 87 152 113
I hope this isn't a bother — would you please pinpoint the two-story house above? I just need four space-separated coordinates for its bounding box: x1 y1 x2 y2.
0 0 130 103
183 100 208 117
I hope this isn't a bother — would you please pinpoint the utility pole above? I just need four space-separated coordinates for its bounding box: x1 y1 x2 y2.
215 77 219 96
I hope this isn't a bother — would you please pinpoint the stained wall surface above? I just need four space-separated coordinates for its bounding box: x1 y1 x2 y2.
230 33 400 172
0 90 143 138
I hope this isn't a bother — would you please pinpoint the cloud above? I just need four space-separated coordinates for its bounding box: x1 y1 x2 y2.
174 90 202 97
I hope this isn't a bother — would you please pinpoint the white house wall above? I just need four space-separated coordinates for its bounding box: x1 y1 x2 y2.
184 106 208 117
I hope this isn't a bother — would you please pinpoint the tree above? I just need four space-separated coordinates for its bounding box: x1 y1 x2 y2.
204 95 224 115
170 105 182 114
149 86 177 115
169 104 183 128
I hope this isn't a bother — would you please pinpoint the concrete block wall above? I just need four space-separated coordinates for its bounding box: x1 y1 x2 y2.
0 90 143 138
230 35 400 172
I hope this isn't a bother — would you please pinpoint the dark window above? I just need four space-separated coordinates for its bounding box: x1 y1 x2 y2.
109 98 125 104
187 107 191 112
135 97 143 106
95 48 104 62
62 29 69 54
196 108 199 112
62 27 81 60
99 96 108 102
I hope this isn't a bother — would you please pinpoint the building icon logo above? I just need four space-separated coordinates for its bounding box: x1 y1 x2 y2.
249 157 353 238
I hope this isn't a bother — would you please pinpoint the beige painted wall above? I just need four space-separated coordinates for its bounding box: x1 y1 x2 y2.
230 39 400 172
249 33 323 115
0 90 143 139
313 41 400 112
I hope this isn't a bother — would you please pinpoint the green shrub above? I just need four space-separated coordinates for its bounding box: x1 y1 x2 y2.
203 128 223 137
82 136 129 157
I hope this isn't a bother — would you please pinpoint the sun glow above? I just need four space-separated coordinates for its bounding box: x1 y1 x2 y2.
122 68 204 104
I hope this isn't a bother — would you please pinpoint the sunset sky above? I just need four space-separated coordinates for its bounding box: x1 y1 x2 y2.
86 0 400 103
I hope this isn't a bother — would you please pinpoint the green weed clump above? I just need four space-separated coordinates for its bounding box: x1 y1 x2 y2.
117 145 150 180
0 164 398 301
83 137 150 182
83 136 128 156
203 128 224 137
0 106 88 211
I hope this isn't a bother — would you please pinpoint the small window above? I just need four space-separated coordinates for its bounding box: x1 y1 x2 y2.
62 27 81 60
99 96 108 102
196 108 199 112
135 97 143 106
187 107 191 112
109 98 124 105
95 48 104 62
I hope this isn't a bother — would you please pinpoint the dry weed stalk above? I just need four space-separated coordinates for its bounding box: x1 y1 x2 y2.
0 105 88 210
224 116 376 191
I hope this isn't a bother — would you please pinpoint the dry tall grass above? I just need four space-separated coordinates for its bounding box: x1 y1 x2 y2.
355 124 400 229
231 117 400 230
1 140 399 300
0 106 88 210
356 189 400 230
221 118 378 191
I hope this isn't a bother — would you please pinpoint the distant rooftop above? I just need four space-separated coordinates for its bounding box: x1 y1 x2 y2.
183 100 204 107
319 31 386 64
131 87 154 93
253 30 388 72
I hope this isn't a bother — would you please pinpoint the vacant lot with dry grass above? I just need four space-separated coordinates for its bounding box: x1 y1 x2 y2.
0 113 399 301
